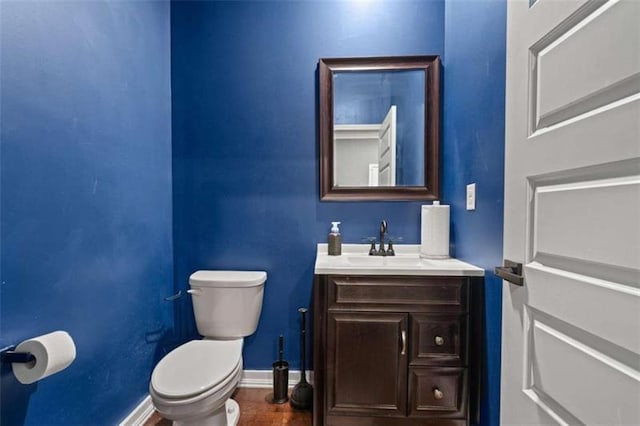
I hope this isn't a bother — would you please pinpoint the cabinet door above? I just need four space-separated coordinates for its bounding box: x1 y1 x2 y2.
327 312 408 417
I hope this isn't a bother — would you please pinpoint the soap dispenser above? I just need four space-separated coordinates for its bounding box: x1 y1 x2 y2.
328 221 342 256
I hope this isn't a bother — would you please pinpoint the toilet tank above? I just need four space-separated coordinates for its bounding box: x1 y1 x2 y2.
188 270 266 339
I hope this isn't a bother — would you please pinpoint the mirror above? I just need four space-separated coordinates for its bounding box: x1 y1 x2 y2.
319 56 440 201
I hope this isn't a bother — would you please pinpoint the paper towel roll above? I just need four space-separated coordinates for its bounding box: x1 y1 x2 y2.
421 201 450 259
12 331 76 384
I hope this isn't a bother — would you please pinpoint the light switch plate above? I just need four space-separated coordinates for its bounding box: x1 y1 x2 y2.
466 183 476 210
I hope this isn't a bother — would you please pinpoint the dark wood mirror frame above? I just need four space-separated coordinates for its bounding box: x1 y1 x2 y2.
319 55 441 201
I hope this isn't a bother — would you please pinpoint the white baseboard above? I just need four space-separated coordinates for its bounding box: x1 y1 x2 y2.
118 395 154 426
238 369 314 388
119 369 313 424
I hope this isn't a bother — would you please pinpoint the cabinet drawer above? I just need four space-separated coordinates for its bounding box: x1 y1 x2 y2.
328 276 468 312
410 314 467 366
408 367 468 418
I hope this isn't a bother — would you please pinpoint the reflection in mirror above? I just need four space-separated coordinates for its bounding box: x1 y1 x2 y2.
319 56 440 201
333 70 425 187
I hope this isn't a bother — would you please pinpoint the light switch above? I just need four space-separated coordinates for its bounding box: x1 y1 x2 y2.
466 183 476 211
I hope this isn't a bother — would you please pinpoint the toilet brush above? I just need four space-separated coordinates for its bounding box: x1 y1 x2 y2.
290 308 313 410
271 334 289 404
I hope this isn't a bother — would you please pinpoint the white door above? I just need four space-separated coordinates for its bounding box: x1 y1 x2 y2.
378 105 397 186
501 0 640 425
333 124 380 187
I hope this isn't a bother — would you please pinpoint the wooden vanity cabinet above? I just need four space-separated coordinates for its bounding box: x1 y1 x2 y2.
313 275 483 426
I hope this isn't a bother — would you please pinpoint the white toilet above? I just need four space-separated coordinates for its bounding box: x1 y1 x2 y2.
149 270 266 426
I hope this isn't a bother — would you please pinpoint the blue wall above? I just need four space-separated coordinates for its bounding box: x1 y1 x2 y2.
0 2 173 424
171 0 445 369
396 70 426 185
443 1 506 425
333 72 393 125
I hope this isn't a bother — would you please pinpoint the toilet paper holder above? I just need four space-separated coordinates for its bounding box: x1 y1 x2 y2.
0 345 35 364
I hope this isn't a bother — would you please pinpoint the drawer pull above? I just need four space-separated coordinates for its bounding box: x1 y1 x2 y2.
434 335 444 346
433 388 444 400
401 330 407 355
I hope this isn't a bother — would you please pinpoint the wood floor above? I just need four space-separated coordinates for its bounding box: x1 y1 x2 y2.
144 388 312 426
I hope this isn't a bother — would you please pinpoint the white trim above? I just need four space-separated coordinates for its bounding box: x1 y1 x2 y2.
334 123 381 139
118 395 154 426
119 370 314 423
239 369 314 389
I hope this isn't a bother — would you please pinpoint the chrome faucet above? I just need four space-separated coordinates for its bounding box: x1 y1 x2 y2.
379 220 387 256
368 220 395 256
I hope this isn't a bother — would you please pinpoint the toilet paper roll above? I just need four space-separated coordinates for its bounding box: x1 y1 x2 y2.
420 202 450 259
12 331 76 384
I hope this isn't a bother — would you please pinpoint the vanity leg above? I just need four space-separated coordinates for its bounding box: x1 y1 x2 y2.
313 275 327 426
469 277 484 424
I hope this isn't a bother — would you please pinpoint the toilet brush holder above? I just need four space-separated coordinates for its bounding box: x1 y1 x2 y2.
271 335 289 404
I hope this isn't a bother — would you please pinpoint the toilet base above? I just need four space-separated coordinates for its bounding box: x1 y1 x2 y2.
226 399 240 426
173 399 239 426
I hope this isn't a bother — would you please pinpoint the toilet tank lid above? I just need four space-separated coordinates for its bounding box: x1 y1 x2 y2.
189 270 267 287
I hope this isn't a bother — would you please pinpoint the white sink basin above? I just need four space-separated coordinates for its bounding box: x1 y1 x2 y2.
345 255 425 267
314 244 484 276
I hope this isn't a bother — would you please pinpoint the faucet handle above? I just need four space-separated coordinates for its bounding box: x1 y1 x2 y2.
369 242 378 255
386 236 403 256
386 242 395 256
362 237 378 255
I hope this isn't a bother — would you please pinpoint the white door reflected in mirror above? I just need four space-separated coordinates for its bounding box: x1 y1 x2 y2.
377 105 396 186
333 105 396 187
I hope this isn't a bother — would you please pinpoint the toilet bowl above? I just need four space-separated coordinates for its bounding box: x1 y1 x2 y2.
150 340 243 425
149 271 266 426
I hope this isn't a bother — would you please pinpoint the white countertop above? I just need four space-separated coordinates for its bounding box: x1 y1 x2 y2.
314 244 484 276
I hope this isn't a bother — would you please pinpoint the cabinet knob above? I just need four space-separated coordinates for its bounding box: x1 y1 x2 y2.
433 388 444 400
434 336 444 346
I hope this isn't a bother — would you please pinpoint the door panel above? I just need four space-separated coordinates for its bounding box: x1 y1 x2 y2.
524 307 639 424
530 170 640 270
502 0 640 424
526 264 640 355
532 0 640 129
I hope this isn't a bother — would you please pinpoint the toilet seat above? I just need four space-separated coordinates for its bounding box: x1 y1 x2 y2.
150 360 242 422
151 339 243 399
151 358 241 408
